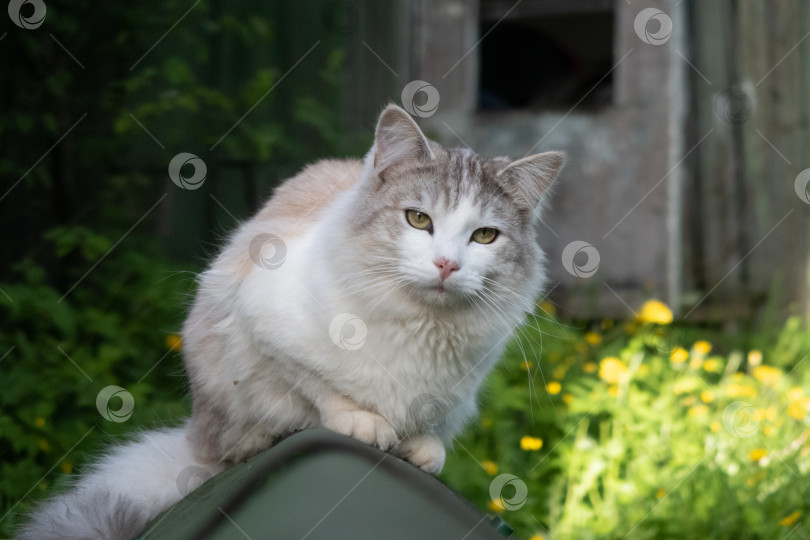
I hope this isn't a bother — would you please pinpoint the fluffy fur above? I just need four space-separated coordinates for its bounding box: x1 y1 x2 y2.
17 105 564 539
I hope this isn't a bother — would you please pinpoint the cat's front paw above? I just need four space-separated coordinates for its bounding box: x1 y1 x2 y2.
395 433 446 474
323 409 399 451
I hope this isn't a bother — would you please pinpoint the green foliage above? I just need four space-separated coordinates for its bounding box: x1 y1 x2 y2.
442 307 810 539
0 229 191 536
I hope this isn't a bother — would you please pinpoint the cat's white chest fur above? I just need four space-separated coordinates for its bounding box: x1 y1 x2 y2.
236 225 508 439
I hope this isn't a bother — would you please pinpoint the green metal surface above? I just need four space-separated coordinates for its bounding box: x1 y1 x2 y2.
139 429 516 539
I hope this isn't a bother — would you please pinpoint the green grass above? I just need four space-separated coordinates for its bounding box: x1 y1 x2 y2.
441 304 810 540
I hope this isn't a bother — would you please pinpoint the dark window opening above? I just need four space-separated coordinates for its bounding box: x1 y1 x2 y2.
478 1 615 111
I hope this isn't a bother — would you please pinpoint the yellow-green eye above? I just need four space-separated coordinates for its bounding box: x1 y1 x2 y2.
472 227 498 244
406 209 432 230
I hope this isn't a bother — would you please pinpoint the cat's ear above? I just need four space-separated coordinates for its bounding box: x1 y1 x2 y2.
373 104 435 174
496 151 566 211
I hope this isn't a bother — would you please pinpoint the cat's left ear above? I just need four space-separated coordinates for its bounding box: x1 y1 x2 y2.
496 151 566 211
373 104 435 175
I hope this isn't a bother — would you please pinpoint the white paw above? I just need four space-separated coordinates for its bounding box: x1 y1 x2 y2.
396 434 446 475
323 409 399 451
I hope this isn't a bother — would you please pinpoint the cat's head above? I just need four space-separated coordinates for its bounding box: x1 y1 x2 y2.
344 104 564 314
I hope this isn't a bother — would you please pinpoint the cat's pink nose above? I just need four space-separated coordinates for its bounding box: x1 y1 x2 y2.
434 257 460 281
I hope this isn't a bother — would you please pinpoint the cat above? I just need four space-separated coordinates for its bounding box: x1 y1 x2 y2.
16 104 564 539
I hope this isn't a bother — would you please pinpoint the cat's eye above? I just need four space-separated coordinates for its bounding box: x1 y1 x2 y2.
471 227 498 244
406 209 432 231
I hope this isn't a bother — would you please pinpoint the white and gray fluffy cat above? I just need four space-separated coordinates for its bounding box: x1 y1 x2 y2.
17 104 564 539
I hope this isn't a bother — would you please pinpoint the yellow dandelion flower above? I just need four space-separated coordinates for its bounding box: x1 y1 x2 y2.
608 385 620 397
656 488 667 499
521 360 533 371
761 407 777 422
727 384 757 398
623 321 639 335
780 510 801 527
638 364 649 376
481 460 498 476
789 387 804 401
701 390 714 403
703 358 723 372
670 347 688 364
489 499 505 513
693 340 712 355
745 476 757 487
546 381 562 395
710 421 721 432
585 332 602 346
689 355 704 370
749 448 767 462
60 462 73 475
552 366 567 380
481 418 493 428
682 396 697 406
599 357 628 384
562 393 574 405
575 342 588 353
763 425 775 436
166 334 182 351
583 362 597 374
688 405 708 417
529 535 546 540
753 365 782 386
548 352 561 362
34 417 46 428
637 300 673 325
539 301 556 316
788 400 806 420
520 436 543 451
747 350 763 367
38 439 50 452
602 319 614 330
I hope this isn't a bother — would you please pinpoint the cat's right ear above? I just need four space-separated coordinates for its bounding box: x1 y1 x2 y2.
373 105 434 175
